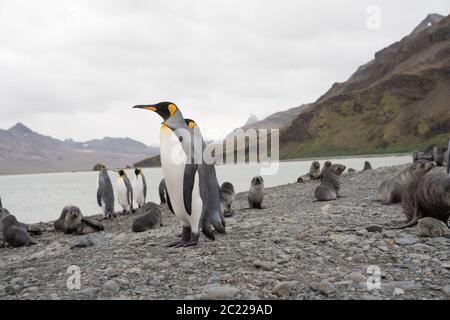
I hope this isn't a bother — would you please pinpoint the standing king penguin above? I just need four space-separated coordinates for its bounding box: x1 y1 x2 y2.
116 170 134 214
133 102 225 247
97 165 116 218
134 168 147 208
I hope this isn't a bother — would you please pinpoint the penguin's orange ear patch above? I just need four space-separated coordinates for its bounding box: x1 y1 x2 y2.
188 121 195 129
168 104 177 117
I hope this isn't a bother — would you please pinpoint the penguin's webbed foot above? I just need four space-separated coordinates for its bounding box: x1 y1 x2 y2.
202 228 215 241
166 239 187 248
183 233 199 247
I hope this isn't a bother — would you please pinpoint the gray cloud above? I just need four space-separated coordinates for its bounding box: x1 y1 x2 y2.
0 0 448 144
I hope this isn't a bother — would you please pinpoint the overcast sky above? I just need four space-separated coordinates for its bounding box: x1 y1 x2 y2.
0 0 448 146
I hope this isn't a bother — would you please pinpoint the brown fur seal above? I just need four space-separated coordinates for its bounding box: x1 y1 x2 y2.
220 182 236 217
377 160 434 205
314 164 346 201
394 173 450 229
248 176 264 209
319 161 332 180
132 202 162 232
363 161 372 171
2 215 36 247
55 205 104 235
297 161 321 183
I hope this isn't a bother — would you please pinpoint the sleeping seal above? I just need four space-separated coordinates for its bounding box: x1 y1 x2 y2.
132 202 162 232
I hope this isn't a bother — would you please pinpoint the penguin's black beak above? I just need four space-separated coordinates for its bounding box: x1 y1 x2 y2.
133 105 157 112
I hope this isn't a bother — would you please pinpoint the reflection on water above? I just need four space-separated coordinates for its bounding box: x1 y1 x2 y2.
0 155 411 223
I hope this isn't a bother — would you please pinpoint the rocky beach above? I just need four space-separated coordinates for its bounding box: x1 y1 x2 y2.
0 164 449 300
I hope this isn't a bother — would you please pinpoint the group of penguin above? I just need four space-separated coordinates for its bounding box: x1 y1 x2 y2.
97 165 147 217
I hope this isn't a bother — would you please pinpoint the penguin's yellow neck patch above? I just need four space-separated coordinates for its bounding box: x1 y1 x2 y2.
161 123 171 134
168 104 177 117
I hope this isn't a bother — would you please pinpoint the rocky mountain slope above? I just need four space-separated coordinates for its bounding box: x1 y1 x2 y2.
0 123 158 174
279 14 450 159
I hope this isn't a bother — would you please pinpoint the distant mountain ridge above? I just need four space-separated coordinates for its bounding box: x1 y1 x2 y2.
0 123 158 174
279 13 450 158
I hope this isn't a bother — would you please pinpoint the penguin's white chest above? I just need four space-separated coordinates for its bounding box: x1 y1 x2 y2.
160 126 202 225
116 178 130 209
134 175 145 206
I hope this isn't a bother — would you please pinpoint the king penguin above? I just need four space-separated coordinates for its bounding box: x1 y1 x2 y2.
116 170 134 214
97 165 116 218
134 168 147 208
133 102 225 247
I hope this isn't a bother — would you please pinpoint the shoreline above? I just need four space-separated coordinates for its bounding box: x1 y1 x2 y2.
0 152 411 177
0 163 449 300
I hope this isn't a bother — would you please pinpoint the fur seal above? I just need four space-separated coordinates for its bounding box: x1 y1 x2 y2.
297 161 321 183
377 160 434 205
132 202 162 232
314 164 346 201
394 173 450 229
2 215 36 247
248 176 264 209
55 205 104 235
220 182 236 217
363 161 372 171
412 151 420 163
319 161 332 180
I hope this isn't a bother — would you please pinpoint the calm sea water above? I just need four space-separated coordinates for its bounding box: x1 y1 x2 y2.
0 156 411 223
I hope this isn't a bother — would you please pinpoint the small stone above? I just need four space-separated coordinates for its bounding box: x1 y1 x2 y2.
395 235 420 246
347 272 366 283
226 218 237 226
442 285 450 296
79 287 100 296
356 229 368 236
102 280 121 293
393 288 404 296
366 225 383 233
253 260 274 271
321 204 331 215
272 281 298 297
418 218 450 238
319 279 336 297
203 286 239 299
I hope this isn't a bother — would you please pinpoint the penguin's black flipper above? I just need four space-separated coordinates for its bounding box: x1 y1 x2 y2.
96 188 102 207
159 179 167 204
183 164 198 215
0 197 2 209
166 190 175 214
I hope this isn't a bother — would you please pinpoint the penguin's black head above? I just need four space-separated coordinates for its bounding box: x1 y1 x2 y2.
135 168 141 176
184 119 196 129
133 102 178 121
118 170 125 177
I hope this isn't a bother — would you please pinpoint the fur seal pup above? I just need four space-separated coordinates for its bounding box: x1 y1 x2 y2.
220 182 236 217
412 151 420 163
377 160 434 205
248 176 264 209
314 164 346 201
132 202 162 232
394 173 450 229
319 161 332 180
297 161 321 183
55 205 104 235
2 215 35 247
363 161 372 171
